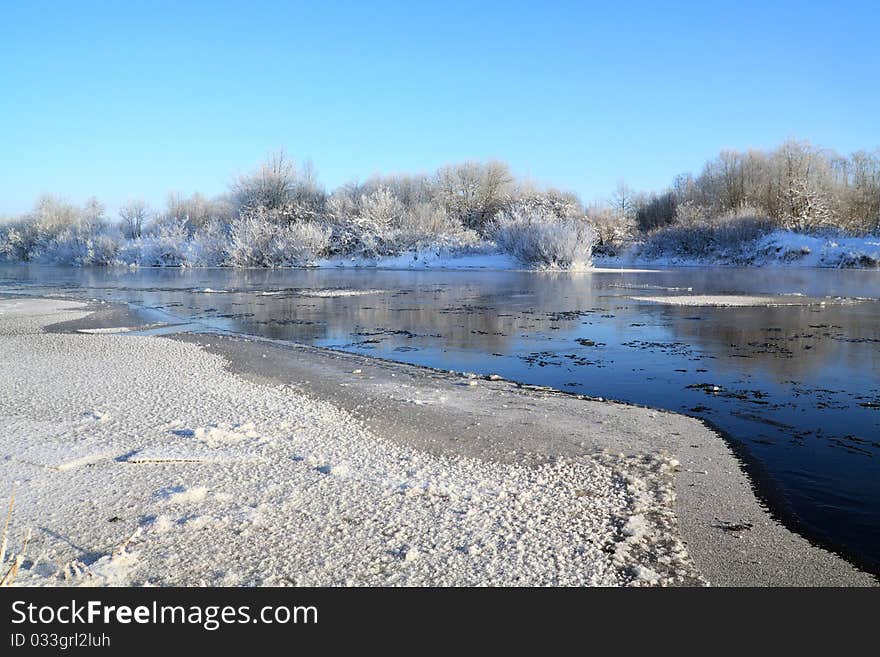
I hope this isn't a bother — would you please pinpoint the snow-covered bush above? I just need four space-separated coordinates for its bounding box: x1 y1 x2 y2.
188 220 230 266
512 189 584 220
119 221 191 266
835 251 880 268
278 222 331 265
227 209 330 267
638 211 775 262
325 188 484 259
11 196 82 260
492 205 596 269
40 226 121 266
0 196 123 265
389 203 483 254
325 187 402 258
341 187 404 258
0 223 29 261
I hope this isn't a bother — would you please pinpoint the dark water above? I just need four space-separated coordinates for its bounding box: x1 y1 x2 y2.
2 264 879 572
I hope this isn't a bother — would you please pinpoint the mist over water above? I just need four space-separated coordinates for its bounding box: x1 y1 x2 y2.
3 264 879 571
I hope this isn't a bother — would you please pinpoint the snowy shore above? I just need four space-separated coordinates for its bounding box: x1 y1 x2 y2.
4 229 878 275
0 298 699 586
313 232 880 272
308 232 880 271
598 231 880 270
0 298 874 586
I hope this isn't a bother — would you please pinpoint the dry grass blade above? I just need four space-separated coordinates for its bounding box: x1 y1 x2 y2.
0 486 32 587
0 484 16 567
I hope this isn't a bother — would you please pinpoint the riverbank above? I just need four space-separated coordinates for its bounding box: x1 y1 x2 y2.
0 298 875 586
317 232 880 271
597 230 880 270
3 229 879 273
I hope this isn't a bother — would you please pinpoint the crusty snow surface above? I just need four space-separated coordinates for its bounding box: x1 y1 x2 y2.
0 298 698 586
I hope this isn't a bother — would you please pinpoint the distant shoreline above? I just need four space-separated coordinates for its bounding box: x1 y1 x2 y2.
2 226 879 272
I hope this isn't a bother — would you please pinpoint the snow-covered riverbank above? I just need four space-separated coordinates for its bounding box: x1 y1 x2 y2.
0 298 701 586
4 230 878 274
256 232 880 271
599 231 880 270
234 230 880 271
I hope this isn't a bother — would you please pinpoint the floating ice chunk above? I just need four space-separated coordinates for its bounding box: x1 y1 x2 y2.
630 294 837 307
298 289 388 298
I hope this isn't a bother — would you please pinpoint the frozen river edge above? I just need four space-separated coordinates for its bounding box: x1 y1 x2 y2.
177 334 877 586
3 297 875 586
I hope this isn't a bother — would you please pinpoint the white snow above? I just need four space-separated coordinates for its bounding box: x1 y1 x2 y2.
0 298 699 587
629 294 840 307
77 326 136 334
601 231 880 269
297 289 388 298
162 486 210 505
753 231 880 268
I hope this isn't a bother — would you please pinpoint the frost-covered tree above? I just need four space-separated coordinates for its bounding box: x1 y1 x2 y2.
81 197 107 231
230 151 325 224
431 161 513 231
841 150 880 232
610 181 637 223
119 200 150 239
163 191 227 233
588 203 635 255
639 139 877 235
771 140 834 231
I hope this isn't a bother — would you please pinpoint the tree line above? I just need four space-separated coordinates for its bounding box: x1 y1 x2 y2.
1 139 877 268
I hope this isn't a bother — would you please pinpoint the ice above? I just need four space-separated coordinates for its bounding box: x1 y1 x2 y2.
297 289 388 298
630 294 836 307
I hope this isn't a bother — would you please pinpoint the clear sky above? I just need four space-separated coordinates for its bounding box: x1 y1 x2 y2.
1 0 878 214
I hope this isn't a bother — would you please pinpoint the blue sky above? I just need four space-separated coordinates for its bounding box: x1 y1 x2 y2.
1 0 878 214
